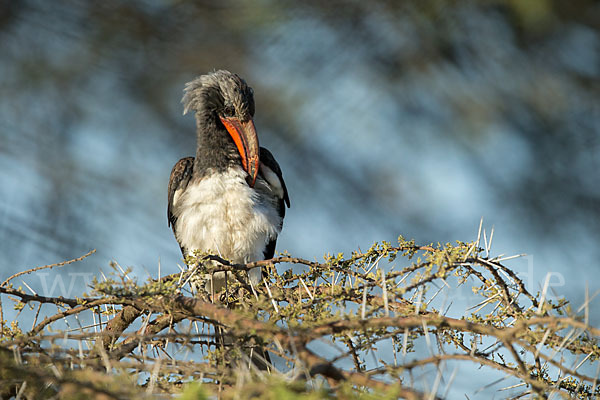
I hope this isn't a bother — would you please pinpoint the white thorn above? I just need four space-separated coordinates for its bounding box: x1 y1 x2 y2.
263 278 279 313
21 280 37 295
537 273 552 315
476 217 484 248
299 277 314 301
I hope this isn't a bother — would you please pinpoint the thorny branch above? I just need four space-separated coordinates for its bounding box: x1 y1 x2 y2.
0 236 598 399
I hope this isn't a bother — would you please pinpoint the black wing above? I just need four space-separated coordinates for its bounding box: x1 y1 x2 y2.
167 157 195 236
259 147 290 259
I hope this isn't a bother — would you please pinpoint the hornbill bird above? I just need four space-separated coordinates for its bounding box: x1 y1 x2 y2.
167 70 290 291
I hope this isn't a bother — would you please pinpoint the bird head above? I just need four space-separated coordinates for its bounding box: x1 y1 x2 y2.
182 70 260 187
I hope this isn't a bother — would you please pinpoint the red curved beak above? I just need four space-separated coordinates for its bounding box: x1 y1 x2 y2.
219 116 260 187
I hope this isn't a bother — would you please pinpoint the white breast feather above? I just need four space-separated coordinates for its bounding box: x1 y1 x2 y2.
171 167 281 285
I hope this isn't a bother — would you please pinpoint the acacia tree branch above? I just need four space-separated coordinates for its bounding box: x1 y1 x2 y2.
2 239 598 398
1 249 96 288
0 286 88 308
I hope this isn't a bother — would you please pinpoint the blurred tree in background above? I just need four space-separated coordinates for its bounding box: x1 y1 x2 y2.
1 0 598 269
0 0 599 396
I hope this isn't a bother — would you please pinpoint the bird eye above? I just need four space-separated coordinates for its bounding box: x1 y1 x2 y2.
223 105 235 117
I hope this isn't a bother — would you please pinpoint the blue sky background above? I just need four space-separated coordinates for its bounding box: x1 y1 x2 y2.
0 1 599 396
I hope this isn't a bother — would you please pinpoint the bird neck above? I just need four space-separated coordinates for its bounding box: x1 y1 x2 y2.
193 114 241 177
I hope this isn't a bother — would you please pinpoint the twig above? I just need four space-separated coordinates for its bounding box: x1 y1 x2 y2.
1 249 96 287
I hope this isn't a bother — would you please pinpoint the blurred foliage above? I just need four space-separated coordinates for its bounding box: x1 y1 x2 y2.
0 0 598 272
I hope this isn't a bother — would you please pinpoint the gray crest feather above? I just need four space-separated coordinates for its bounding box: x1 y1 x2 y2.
181 70 254 118
182 78 205 115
